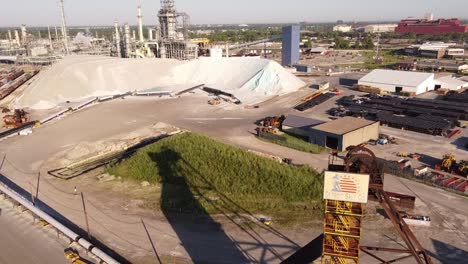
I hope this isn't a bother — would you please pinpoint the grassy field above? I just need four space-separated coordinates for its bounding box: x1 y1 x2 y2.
107 132 324 224
363 50 406 69
257 132 325 154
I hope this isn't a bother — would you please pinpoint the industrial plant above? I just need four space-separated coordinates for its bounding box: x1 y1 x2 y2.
0 1 467 264
111 0 198 60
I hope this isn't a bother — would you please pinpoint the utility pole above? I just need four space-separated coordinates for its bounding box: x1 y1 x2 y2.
0 153 6 171
35 172 40 200
81 193 91 240
141 218 162 264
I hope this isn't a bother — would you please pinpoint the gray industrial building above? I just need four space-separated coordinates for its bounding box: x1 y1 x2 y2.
282 115 325 137
308 117 379 151
282 25 300 66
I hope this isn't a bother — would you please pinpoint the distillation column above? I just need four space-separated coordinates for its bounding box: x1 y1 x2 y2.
124 24 131 58
114 20 122 58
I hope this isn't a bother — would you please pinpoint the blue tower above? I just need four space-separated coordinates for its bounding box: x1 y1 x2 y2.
282 25 300 66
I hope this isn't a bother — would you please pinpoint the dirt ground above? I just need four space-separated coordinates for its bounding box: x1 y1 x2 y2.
299 50 365 68
0 75 467 263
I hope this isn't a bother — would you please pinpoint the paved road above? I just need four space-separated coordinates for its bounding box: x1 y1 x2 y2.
0 200 68 264
0 92 467 263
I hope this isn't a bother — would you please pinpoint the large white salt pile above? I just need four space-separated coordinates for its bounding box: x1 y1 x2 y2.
15 55 305 109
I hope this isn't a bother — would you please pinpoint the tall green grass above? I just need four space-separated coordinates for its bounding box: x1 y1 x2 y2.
257 132 325 154
107 132 324 222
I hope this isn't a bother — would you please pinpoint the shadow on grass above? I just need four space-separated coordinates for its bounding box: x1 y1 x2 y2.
149 147 301 263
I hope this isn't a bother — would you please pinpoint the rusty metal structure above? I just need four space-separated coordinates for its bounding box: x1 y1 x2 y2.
325 146 433 264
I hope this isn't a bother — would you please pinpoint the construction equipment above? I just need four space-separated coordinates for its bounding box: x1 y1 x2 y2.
397 152 409 157
260 115 285 130
3 109 29 128
457 161 468 177
440 154 456 172
208 97 221 105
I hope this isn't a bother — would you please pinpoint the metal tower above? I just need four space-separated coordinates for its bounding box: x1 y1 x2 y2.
58 0 70 54
158 0 178 40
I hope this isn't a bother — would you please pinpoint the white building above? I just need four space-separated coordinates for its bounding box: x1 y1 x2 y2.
446 48 465 57
333 24 353 33
435 76 468 90
358 69 434 95
30 46 49 57
364 24 398 33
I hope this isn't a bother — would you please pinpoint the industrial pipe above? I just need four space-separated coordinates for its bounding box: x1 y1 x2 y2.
0 180 120 264
72 97 97 111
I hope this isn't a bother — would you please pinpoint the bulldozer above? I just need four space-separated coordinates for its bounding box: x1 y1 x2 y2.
441 154 456 172
3 109 28 128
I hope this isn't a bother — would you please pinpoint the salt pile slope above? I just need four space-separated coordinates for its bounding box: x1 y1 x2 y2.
165 58 305 104
16 55 181 109
16 56 304 109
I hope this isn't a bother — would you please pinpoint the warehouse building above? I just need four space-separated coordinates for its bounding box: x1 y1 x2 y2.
282 115 325 137
435 76 468 91
333 24 353 33
308 117 379 151
358 69 434 95
364 24 397 33
417 61 468 73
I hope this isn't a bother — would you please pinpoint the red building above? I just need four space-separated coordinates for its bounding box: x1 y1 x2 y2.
395 18 468 34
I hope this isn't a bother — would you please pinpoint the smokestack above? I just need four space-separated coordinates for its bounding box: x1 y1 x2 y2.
21 25 27 43
138 5 144 43
132 30 136 40
55 26 59 40
59 0 70 54
48 26 53 50
38 30 42 39
96 31 99 38
124 23 131 58
114 20 121 58
14 30 20 46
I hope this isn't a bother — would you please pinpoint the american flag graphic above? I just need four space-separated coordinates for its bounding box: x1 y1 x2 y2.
339 177 357 194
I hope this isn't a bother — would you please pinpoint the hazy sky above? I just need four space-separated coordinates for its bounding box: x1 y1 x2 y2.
1 0 468 27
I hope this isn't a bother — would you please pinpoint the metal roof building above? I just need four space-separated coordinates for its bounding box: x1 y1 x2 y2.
282 114 325 137
435 76 468 90
358 69 435 95
308 117 379 151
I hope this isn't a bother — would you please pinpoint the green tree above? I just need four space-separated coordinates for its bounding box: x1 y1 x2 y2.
334 36 350 49
362 36 375 49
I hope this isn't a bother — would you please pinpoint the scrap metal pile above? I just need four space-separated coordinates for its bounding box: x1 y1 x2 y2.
443 89 468 104
2 109 29 128
0 67 39 100
336 95 468 136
